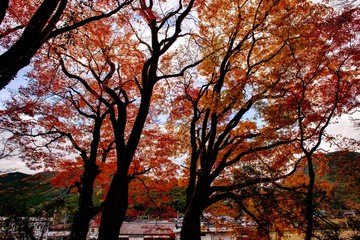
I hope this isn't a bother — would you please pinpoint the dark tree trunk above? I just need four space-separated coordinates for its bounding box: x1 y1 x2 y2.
180 177 209 240
95 1 195 238
180 204 202 240
98 87 154 240
0 0 9 24
304 155 315 240
69 166 100 240
69 210 92 240
97 173 129 240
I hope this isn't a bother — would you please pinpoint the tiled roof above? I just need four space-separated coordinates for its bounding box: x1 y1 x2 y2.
119 222 175 235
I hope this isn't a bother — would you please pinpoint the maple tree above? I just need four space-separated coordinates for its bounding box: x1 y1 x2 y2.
0 1 358 240
0 0 132 90
244 152 360 239
2 20 180 240
0 50 115 240
1 1 199 240
0 11 139 239
171 0 301 238
168 0 360 239
269 6 359 239
95 0 199 237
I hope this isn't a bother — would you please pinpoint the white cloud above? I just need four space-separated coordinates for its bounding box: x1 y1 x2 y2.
0 157 40 174
327 113 360 140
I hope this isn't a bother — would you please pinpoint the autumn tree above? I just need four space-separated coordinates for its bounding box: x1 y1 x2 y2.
95 1 199 238
172 0 301 238
265 5 359 239
0 48 116 240
0 0 132 90
242 152 359 239
169 0 360 239
1 1 199 240
0 10 141 239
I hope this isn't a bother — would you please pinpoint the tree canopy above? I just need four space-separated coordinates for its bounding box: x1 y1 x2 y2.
0 0 359 240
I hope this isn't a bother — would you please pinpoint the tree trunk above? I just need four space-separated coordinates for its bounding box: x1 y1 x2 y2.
180 204 202 240
180 177 209 240
69 189 94 240
97 85 154 240
97 173 129 240
69 212 92 240
304 156 315 240
69 166 100 240
0 0 9 24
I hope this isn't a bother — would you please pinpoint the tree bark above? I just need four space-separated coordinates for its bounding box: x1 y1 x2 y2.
69 166 100 240
69 208 92 240
97 173 129 240
98 86 154 240
304 155 315 240
0 0 9 24
180 204 202 240
180 177 209 240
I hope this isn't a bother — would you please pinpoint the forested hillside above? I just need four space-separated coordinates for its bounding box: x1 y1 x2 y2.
0 172 66 217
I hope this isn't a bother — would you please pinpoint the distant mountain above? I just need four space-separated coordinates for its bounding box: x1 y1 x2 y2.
0 171 67 217
0 172 29 184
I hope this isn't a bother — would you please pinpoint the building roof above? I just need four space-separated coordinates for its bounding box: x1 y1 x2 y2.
119 222 175 235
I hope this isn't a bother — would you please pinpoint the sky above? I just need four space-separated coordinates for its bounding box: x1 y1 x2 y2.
0 67 36 174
